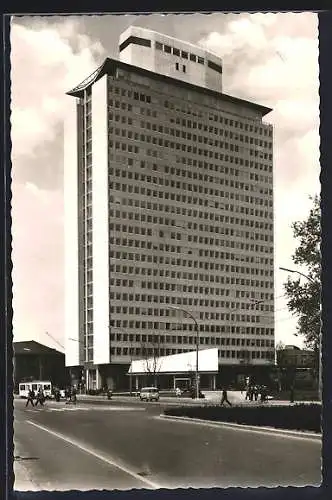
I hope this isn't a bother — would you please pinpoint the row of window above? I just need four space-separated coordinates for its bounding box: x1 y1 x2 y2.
109 137 272 163
109 151 272 187
87 232 273 256
104 274 273 290
108 223 273 246
82 100 94 339
109 237 273 264
110 260 273 278
111 333 274 347
109 207 273 230
108 145 272 176
108 295 272 311
108 84 272 138
108 307 269 322
110 346 274 359
109 245 273 264
110 161 272 187
109 195 272 221
82 320 274 337
171 160 272 180
109 182 273 209
139 120 273 149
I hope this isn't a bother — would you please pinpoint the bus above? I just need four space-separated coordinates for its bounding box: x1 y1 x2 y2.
18 380 53 399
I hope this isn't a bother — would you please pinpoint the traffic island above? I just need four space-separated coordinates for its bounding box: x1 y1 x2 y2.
163 403 321 433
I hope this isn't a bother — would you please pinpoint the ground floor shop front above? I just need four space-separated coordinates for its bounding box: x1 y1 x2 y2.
68 362 276 393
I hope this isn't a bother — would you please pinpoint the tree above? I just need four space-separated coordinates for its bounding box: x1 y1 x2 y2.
283 194 321 356
141 334 162 386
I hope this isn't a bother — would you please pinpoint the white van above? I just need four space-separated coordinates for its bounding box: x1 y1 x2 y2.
139 387 160 402
19 381 53 399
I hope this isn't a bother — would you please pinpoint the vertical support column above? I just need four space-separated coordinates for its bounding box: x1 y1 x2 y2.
64 96 80 368
92 75 110 366
135 376 139 391
96 367 101 390
212 374 216 391
86 369 89 391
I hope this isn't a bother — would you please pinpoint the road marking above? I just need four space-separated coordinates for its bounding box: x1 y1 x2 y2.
157 415 322 442
26 420 159 489
46 406 146 412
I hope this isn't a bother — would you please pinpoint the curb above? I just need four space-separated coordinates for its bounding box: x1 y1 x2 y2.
159 414 322 440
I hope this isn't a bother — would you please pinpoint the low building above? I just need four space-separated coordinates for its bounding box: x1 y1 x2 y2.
276 345 316 390
128 348 219 391
277 345 315 368
13 341 70 392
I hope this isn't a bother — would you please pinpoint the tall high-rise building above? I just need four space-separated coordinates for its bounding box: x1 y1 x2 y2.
64 27 275 391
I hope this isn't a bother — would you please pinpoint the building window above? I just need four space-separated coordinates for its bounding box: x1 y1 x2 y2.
175 62 179 71
183 65 186 73
181 50 188 59
164 45 171 53
173 47 180 56
207 60 223 74
155 41 163 50
119 36 151 52
197 56 204 64
190 53 197 62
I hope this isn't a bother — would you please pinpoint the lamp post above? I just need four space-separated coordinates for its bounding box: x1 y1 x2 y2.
279 266 321 401
168 305 200 400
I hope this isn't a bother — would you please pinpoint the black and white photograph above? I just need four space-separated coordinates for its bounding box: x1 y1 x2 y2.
11 11 321 492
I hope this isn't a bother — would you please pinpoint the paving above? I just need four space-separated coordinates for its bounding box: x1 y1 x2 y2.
13 397 322 491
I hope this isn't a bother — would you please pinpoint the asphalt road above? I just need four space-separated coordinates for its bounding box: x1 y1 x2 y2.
14 398 321 491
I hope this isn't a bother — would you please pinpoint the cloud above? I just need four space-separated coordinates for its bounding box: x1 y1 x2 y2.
11 19 105 348
11 20 104 164
198 13 319 346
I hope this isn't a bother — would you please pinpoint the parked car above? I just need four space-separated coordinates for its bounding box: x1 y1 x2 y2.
139 387 160 402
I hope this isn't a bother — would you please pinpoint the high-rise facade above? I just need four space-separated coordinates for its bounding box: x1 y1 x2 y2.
64 29 275 391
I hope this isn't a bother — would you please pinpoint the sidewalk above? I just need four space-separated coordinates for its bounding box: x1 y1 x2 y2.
76 391 319 406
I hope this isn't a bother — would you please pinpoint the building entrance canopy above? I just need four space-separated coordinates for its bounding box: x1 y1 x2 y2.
128 348 218 375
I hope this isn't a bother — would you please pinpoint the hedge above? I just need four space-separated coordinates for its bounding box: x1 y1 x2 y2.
164 403 321 432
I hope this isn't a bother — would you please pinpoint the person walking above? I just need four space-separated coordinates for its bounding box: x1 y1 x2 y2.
253 385 259 401
35 388 45 407
25 388 35 407
71 386 77 404
220 389 232 407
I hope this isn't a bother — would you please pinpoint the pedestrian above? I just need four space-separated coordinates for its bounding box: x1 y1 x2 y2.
35 388 45 407
220 389 232 407
71 386 77 404
260 386 267 403
253 385 259 401
65 387 71 404
55 389 60 402
26 388 35 407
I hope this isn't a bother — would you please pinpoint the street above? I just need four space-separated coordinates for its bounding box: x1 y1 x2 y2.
14 397 321 491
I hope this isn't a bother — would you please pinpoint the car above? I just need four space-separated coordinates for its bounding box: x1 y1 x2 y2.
139 387 160 402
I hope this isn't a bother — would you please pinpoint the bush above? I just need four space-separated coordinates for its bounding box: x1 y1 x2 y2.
164 403 321 433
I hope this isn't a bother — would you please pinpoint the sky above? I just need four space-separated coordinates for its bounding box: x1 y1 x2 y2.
10 12 319 352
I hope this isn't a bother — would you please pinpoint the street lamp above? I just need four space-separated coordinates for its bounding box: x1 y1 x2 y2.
167 305 200 400
279 266 321 401
279 267 316 284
